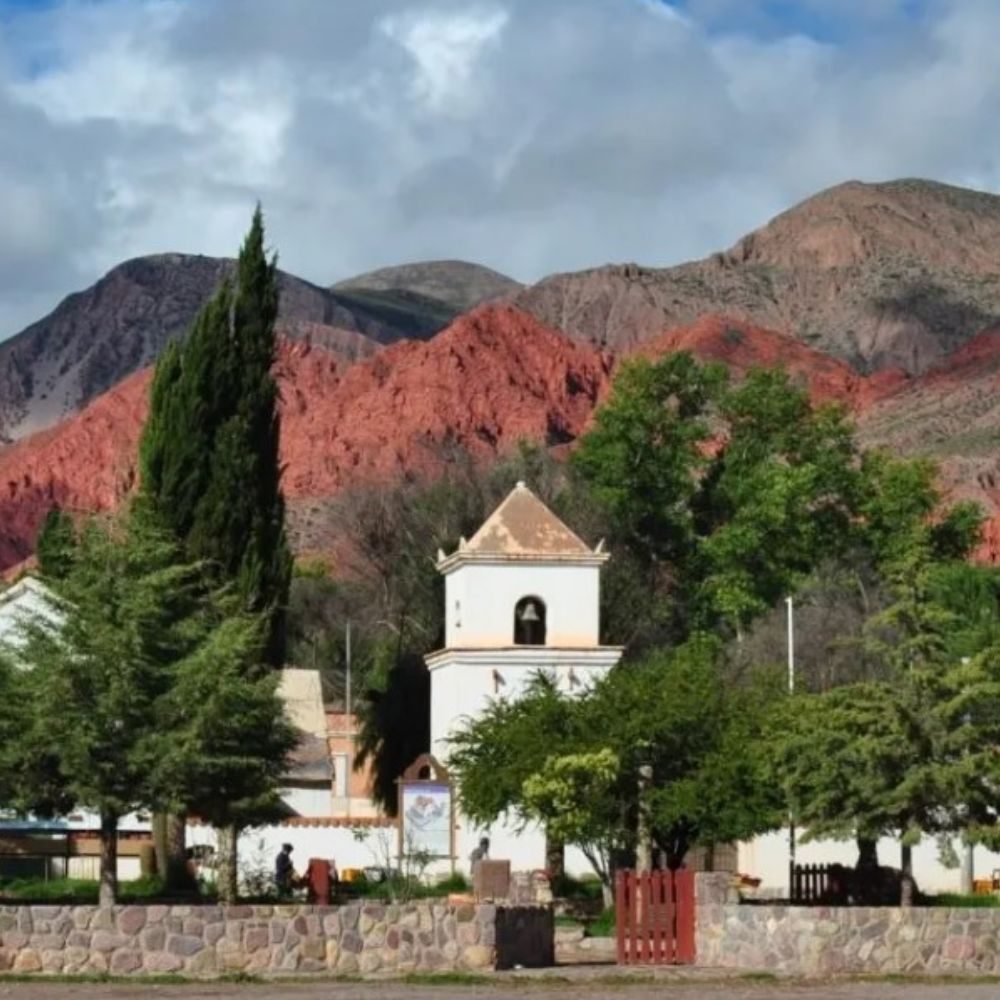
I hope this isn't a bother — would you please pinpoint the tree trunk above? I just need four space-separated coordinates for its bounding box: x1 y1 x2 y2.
545 831 565 882
152 811 167 878
165 812 195 893
900 842 915 907
856 836 879 871
99 811 119 908
217 824 240 904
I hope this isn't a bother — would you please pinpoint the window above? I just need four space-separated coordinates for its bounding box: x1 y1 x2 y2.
514 596 547 645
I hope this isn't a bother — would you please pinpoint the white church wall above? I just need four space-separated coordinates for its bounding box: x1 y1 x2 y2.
281 785 333 818
740 829 1000 895
444 562 601 648
187 824 389 881
430 656 612 765
0 577 63 649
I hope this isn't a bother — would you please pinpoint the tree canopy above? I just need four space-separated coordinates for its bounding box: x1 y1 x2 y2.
0 510 293 905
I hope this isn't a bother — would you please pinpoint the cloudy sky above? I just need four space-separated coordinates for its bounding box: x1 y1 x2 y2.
0 0 998 339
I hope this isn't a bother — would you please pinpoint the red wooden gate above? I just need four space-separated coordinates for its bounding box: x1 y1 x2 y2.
615 869 695 965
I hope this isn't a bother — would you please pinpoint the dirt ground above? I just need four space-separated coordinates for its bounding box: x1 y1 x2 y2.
1 975 999 1000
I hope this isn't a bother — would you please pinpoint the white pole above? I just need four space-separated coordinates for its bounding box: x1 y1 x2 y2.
786 596 795 695
786 596 796 896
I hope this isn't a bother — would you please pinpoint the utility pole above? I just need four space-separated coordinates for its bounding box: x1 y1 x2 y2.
786 596 796 897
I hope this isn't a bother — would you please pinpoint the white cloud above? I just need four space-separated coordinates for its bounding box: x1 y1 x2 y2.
1 0 1000 339
379 5 509 115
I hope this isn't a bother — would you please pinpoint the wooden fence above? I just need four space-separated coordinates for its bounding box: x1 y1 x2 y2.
615 869 695 965
791 863 833 902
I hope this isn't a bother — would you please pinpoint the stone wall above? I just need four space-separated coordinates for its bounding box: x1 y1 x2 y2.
695 874 1000 976
0 901 512 976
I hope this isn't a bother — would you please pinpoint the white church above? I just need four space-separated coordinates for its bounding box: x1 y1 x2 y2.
425 481 623 870
5 483 1000 891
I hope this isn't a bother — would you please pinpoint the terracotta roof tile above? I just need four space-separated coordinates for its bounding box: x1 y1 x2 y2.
464 482 592 557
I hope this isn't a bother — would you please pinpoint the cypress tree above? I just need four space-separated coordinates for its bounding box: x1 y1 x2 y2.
138 206 293 897
141 206 292 661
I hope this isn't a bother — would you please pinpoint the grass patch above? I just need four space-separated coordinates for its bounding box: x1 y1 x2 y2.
588 907 615 937
343 871 470 901
0 874 170 903
401 972 496 986
927 893 1000 908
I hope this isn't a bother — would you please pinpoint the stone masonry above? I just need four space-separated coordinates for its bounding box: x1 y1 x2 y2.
0 901 539 976
695 873 1000 976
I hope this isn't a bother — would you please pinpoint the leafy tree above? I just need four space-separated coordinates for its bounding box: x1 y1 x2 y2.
449 640 779 894
930 644 1000 851
447 672 577 872
927 563 1000 660
573 356 865 640
355 652 431 815
769 681 944 905
1 510 294 905
696 371 860 632
767 459 985 905
572 353 724 572
1 514 210 905
522 749 623 902
148 612 297 900
579 639 782 871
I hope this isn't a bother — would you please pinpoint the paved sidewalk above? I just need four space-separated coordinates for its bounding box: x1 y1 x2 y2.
2 975 1000 1000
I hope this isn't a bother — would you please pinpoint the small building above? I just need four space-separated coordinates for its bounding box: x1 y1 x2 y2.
0 575 62 649
426 481 623 870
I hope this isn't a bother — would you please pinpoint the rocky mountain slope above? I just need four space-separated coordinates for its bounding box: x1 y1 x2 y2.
333 259 521 313
0 306 610 570
5 177 998 441
2 303 998 572
516 179 1000 374
0 255 515 442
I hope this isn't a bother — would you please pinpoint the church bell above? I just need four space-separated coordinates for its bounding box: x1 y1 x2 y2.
518 600 540 622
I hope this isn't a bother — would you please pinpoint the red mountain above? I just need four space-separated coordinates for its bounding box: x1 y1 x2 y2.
635 315 909 409
1 305 998 572
0 306 611 569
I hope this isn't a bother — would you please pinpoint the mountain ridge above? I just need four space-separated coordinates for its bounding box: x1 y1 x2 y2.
514 178 1000 374
1 303 998 573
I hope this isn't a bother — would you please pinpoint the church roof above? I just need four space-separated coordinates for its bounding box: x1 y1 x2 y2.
437 482 607 571
467 482 591 556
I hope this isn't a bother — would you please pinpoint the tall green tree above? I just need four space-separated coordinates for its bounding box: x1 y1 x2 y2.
573 356 865 641
931 644 1000 851
1 511 294 905
2 515 209 905
149 612 297 900
138 207 293 894
140 206 291 657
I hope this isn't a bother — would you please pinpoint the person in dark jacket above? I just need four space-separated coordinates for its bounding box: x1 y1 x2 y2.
275 843 296 896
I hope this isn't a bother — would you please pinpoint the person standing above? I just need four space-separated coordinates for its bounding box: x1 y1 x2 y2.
275 843 296 896
469 836 490 871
